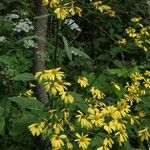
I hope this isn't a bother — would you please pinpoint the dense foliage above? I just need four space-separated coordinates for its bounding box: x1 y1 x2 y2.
0 0 150 149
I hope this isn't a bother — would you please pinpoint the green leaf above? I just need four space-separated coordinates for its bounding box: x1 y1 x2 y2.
0 117 5 134
70 47 91 60
90 133 104 147
0 99 11 118
109 28 115 35
10 114 37 136
11 73 35 81
108 68 129 77
71 92 89 113
61 36 72 61
120 141 132 150
0 56 11 65
141 96 150 108
113 60 123 68
8 97 44 110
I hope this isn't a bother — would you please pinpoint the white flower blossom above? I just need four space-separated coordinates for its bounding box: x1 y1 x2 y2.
0 36 6 42
64 19 81 32
13 18 34 33
6 13 19 20
23 39 38 49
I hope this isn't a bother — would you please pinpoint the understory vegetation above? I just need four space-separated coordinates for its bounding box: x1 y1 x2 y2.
0 0 150 149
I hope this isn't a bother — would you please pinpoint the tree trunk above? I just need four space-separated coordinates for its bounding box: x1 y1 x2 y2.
34 0 48 104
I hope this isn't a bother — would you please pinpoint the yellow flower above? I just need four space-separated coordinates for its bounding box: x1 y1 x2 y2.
115 100 130 117
144 79 150 88
97 146 110 150
54 7 68 20
115 130 128 146
103 136 114 148
23 89 34 97
65 120 75 131
35 68 64 82
131 17 142 22
125 27 137 37
28 122 45 136
42 0 49 5
76 110 92 129
53 123 64 134
49 0 59 7
75 7 82 17
106 9 115 17
60 91 74 103
42 123 52 135
99 5 111 13
44 82 64 95
103 122 115 133
141 27 149 36
111 118 127 130
88 110 104 127
75 133 91 150
124 94 141 105
67 141 73 149
117 38 127 46
49 67 64 81
29 83 35 88
49 109 58 119
144 70 150 76
90 87 105 100
139 111 145 118
131 72 143 81
69 6 76 16
130 115 139 125
111 82 121 91
50 134 67 149
101 106 117 117
127 83 139 94
137 128 150 141
78 76 89 88
35 70 51 82
93 1 102 10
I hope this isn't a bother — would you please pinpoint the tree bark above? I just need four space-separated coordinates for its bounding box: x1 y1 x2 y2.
34 0 48 104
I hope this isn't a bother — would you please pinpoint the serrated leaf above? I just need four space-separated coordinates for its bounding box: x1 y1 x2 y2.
11 73 35 81
9 97 44 110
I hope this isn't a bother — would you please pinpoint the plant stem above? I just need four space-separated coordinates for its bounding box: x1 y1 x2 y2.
53 20 60 67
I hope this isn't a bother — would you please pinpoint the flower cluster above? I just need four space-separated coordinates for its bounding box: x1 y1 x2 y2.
0 36 6 43
42 0 82 20
6 13 19 20
92 1 115 17
23 39 38 49
28 68 150 150
64 19 81 32
124 17 150 52
42 0 115 20
35 67 74 103
13 18 34 33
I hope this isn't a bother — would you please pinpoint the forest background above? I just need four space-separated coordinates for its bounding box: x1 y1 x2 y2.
0 0 150 149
